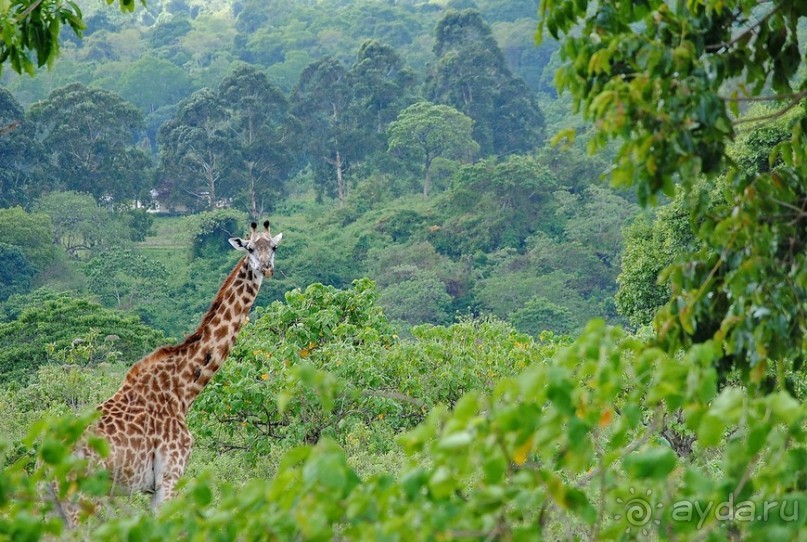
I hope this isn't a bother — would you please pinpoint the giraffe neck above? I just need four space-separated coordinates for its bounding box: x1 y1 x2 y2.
176 256 262 412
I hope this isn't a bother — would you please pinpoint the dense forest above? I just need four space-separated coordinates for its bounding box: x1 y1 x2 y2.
0 0 628 343
0 0 805 540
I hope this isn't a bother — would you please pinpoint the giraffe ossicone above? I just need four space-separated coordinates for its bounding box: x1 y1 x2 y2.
69 220 282 522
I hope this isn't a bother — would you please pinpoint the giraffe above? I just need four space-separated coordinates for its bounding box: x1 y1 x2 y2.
70 221 282 521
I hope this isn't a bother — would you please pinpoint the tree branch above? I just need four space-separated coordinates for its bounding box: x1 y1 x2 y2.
17 0 45 21
721 90 807 103
0 120 20 136
575 406 665 488
705 1 785 52
733 91 807 126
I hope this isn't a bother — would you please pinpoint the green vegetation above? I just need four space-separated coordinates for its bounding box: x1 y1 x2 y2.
0 290 165 383
0 0 805 540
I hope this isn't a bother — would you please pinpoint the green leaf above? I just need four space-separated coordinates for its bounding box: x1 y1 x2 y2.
191 483 213 507
438 431 473 451
765 392 800 425
709 387 745 424
482 453 507 484
428 466 454 499
39 439 66 465
623 446 677 480
697 413 726 447
400 467 427 501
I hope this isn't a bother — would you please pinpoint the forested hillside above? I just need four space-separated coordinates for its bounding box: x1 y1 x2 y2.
0 0 629 341
0 0 805 541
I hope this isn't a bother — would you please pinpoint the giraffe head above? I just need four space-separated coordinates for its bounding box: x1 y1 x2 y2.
228 221 283 279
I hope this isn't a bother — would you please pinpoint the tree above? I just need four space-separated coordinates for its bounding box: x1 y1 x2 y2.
85 248 169 312
0 206 57 269
347 40 417 157
509 295 577 336
116 55 195 113
379 276 454 326
291 57 356 205
387 101 478 198
540 0 807 375
557 185 638 269
218 65 301 217
435 154 557 252
29 83 153 204
0 243 36 302
615 197 697 328
157 88 237 211
34 191 132 259
427 9 545 156
0 88 43 207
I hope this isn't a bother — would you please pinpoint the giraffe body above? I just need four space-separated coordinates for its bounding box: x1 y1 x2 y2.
76 222 282 515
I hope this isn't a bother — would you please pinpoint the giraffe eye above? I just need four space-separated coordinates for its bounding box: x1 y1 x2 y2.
247 247 255 253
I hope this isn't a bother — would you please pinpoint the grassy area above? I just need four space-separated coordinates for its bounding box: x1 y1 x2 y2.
137 216 190 280
138 215 187 249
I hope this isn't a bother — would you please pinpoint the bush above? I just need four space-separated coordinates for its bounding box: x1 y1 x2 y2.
191 279 559 468
0 290 165 383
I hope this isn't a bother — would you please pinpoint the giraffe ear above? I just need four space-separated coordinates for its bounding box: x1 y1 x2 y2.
228 237 247 251
272 232 283 245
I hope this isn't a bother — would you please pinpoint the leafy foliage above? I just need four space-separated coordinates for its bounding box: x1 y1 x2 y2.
435 154 557 254
387 101 478 198
34 191 134 259
538 0 807 378
0 411 109 540
182 208 250 260
156 87 236 211
218 65 302 216
0 88 43 208
0 0 85 77
0 1 802 541
428 9 545 156
0 206 57 269
0 290 164 383
0 243 36 302
85 247 169 316
29 83 152 204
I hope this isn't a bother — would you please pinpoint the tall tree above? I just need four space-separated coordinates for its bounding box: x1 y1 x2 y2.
387 101 478 198
85 247 169 313
29 83 153 204
218 65 301 217
0 243 36 302
157 88 237 211
291 57 356 205
0 207 57 269
427 9 545 156
0 88 43 208
348 40 417 157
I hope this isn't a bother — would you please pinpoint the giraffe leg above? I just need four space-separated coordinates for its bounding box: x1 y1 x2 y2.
150 447 190 512
150 448 166 513
47 481 79 528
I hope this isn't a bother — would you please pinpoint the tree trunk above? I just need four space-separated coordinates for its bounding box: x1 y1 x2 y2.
423 157 432 199
205 151 217 208
247 161 258 218
335 149 345 206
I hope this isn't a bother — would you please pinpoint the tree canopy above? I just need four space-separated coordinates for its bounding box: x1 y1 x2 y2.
387 101 478 198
